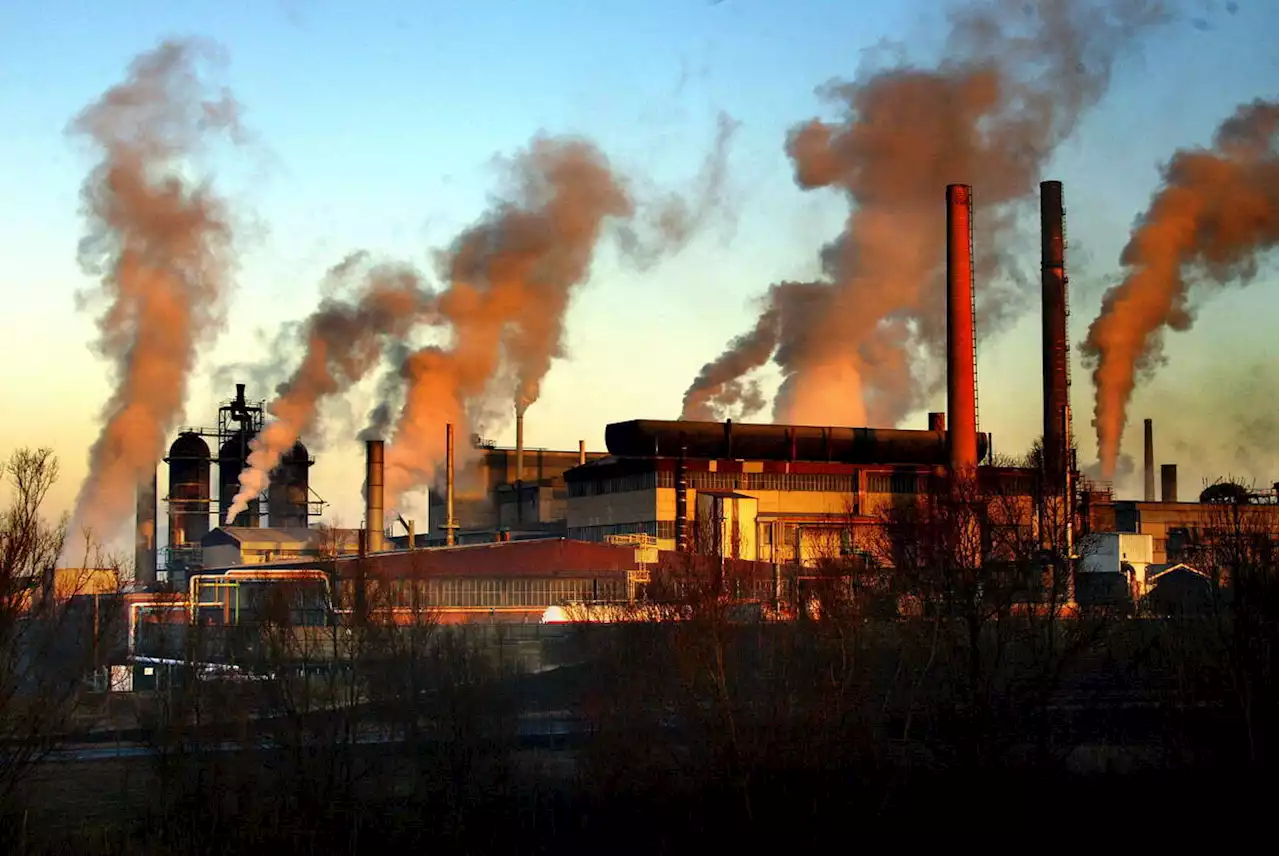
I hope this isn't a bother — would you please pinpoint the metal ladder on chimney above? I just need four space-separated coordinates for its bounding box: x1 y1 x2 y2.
968 199 980 439
1061 204 1072 448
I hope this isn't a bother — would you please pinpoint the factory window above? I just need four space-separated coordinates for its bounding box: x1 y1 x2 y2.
568 471 658 498
889 472 917 494
717 471 874 492
569 520 661 543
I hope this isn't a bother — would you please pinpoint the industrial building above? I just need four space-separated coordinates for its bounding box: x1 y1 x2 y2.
563 416 997 562
131 383 329 586
422 433 608 543
117 179 1276 650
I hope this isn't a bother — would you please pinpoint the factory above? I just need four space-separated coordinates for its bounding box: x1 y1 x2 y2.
119 180 1275 646
131 382 328 586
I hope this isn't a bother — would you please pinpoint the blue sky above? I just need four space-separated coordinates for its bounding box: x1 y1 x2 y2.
1 0 1276 538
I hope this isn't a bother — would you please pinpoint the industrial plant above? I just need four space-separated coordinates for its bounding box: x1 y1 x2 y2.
104 180 1277 683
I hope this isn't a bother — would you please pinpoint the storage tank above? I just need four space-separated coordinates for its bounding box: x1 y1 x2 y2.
605 419 990 466
268 441 312 529
218 429 260 527
166 432 211 547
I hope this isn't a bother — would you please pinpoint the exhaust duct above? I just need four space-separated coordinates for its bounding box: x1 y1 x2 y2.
365 439 385 554
445 423 458 547
515 405 526 483
946 184 979 475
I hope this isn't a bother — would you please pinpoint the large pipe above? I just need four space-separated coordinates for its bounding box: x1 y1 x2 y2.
134 471 158 587
1161 464 1177 503
1143 418 1155 501
445 423 457 547
365 439 385 554
605 420 990 465
1040 180 1069 484
946 184 979 475
675 437 689 552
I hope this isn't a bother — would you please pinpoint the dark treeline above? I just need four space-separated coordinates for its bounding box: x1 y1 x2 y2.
2 446 1276 854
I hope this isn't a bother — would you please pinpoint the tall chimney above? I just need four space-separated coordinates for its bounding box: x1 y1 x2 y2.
1040 180 1069 484
946 184 979 475
1161 464 1177 503
514 405 526 484
134 471 158 586
445 423 457 547
1143 418 1155 501
578 439 586 466
365 439 385 554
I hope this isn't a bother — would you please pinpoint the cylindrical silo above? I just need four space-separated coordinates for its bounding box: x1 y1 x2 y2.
268 441 312 529
218 429 260 527
166 432 212 548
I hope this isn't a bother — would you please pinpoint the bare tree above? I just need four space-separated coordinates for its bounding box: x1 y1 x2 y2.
873 457 1107 770
0 447 123 839
1147 483 1279 766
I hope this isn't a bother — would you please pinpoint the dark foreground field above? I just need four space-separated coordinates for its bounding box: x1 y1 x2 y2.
15 744 1265 855
6 613 1276 855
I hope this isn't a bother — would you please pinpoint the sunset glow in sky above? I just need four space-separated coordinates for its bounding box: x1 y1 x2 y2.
1 0 1276 548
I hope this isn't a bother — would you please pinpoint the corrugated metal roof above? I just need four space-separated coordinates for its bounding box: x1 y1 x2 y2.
204 526 312 545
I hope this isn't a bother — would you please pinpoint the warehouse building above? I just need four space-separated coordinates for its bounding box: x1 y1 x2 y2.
558 416 1040 568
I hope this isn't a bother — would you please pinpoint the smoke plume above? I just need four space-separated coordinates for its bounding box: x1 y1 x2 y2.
382 136 634 501
1082 98 1279 478
64 40 241 552
648 111 741 252
682 0 1162 428
224 256 433 522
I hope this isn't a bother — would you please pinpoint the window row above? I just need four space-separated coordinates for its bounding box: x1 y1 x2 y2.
569 471 862 497
570 520 675 542
335 576 627 609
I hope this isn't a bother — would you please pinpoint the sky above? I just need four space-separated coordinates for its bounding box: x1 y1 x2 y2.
0 0 1276 551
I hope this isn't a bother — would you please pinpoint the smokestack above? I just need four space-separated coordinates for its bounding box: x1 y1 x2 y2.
1161 464 1177 503
946 184 979 475
578 439 586 466
928 412 946 432
407 519 415 551
1040 180 1069 484
365 439 385 554
445 423 457 547
1143 418 1155 501
515 406 525 484
134 471 157 586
